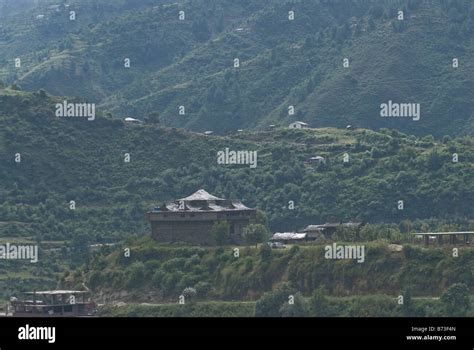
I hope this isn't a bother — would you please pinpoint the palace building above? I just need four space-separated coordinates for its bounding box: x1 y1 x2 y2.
146 190 256 245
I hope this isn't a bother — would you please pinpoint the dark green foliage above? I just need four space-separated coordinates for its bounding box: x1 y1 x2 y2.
99 301 255 317
1 89 473 243
440 283 471 316
125 262 146 289
1 0 474 136
62 239 474 316
255 282 294 317
310 287 332 317
253 209 269 227
244 224 269 247
211 221 231 246
1 1 474 315
279 292 309 317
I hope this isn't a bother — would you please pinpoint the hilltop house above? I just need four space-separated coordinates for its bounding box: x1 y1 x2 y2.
307 156 326 165
124 117 143 124
146 190 256 245
302 222 363 239
289 121 309 129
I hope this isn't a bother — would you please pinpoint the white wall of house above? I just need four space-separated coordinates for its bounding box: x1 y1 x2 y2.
288 122 308 129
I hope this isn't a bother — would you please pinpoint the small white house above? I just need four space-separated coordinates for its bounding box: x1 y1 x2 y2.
288 121 309 129
124 117 142 124
308 156 326 164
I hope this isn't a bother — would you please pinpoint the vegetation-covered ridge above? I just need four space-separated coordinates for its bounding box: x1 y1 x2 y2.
63 238 474 317
1 87 473 247
1 0 474 136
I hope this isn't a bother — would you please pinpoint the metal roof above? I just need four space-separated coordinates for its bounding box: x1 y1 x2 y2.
179 189 224 201
163 202 252 212
271 232 307 240
24 290 88 295
411 231 474 236
302 225 325 232
302 222 362 231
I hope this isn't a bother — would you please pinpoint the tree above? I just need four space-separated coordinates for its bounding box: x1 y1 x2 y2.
427 149 444 171
258 242 272 261
310 287 332 316
401 287 415 316
253 209 269 227
369 5 384 19
182 287 197 304
35 89 47 99
147 111 160 124
192 19 210 42
255 283 294 317
440 283 470 316
126 262 146 289
244 224 269 248
70 231 90 265
211 220 230 246
279 292 309 317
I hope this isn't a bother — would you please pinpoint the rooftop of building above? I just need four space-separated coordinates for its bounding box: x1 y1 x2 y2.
150 189 255 213
302 221 363 232
178 189 224 201
270 232 307 241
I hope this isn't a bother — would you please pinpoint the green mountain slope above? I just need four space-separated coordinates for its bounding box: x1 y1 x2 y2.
61 238 474 318
1 0 474 136
1 88 473 243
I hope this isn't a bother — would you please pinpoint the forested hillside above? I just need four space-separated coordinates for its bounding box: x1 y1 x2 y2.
1 0 473 321
1 87 473 247
1 0 473 136
61 238 474 317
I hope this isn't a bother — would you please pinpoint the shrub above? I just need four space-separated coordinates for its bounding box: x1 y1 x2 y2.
441 283 470 316
125 262 146 289
211 221 230 246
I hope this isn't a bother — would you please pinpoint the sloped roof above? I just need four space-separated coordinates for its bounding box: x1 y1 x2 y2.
302 225 325 232
24 290 88 295
124 117 141 122
271 232 306 240
342 221 362 227
302 222 362 231
179 189 224 201
230 201 251 210
152 190 255 212
163 201 252 212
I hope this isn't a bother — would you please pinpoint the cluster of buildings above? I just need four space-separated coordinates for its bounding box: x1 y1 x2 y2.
146 189 363 246
270 222 364 244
